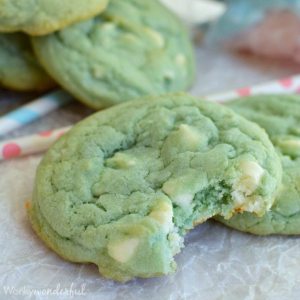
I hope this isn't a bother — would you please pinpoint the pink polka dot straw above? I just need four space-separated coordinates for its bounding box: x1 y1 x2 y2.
204 74 300 103
0 126 71 161
1 74 300 161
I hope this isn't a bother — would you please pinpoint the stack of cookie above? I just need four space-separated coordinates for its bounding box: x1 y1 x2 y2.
5 0 300 285
29 92 298 282
0 0 195 108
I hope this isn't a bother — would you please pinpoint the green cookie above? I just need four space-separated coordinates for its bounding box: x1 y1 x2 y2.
0 33 55 91
0 0 109 35
216 94 300 235
28 94 281 282
32 0 195 109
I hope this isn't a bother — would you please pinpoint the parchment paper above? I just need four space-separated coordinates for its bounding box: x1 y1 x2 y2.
1 41 300 300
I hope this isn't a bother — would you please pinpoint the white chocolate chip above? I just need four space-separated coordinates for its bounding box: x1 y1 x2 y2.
231 190 244 205
163 180 194 208
173 193 194 207
162 170 205 209
175 54 187 66
164 70 175 80
108 238 140 263
232 161 265 209
102 23 116 31
245 196 264 213
149 200 174 232
168 231 184 255
145 28 165 48
278 139 300 155
92 66 105 79
232 195 266 215
282 139 300 147
178 124 202 150
107 153 136 169
239 161 265 194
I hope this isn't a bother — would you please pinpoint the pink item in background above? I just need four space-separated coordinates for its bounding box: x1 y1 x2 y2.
230 10 300 63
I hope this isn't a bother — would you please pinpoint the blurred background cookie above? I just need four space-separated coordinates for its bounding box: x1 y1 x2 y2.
0 0 109 35
32 0 196 109
0 33 55 91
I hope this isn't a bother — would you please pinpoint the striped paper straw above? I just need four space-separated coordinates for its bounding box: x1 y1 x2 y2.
205 75 300 102
0 126 71 161
0 90 72 136
2 73 300 161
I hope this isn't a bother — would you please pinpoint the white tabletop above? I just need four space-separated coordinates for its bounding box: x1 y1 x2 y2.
1 41 300 299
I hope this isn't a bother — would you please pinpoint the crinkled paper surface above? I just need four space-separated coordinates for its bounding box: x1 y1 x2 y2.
1 39 300 300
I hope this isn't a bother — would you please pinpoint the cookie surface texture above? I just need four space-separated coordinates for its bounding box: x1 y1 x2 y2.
32 0 195 109
0 0 109 35
216 95 300 235
28 94 281 282
0 33 55 91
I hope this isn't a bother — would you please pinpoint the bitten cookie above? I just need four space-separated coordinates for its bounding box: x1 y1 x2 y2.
0 33 55 91
216 95 300 235
32 0 195 109
28 94 281 282
0 0 109 35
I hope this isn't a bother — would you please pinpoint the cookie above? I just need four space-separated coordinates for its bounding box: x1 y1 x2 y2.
216 95 300 235
0 33 55 91
32 0 195 109
28 94 281 282
0 0 109 35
